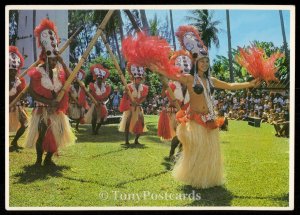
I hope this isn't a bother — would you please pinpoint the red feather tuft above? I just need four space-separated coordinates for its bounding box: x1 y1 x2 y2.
34 19 60 48
235 45 284 84
175 25 207 52
42 119 58 153
9 46 25 70
122 32 181 78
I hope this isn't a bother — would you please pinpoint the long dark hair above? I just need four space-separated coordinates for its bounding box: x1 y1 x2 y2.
190 61 210 78
191 59 215 94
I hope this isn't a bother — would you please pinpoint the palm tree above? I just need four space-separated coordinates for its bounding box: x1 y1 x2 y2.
124 10 142 36
185 9 221 49
279 10 288 57
140 10 150 35
226 10 234 82
169 10 176 50
149 14 159 36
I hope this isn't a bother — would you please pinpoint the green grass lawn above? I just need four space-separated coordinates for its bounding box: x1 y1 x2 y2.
8 115 290 207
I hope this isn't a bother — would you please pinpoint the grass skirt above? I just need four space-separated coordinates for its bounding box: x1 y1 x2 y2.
68 103 83 120
24 108 76 150
172 120 224 188
9 106 28 133
84 104 107 124
119 106 148 134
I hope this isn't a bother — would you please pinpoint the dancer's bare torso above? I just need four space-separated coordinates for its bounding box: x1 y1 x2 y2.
179 74 211 114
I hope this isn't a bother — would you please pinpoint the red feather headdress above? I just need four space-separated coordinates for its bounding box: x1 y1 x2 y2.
34 18 60 48
90 64 110 81
235 44 284 84
170 50 193 74
122 32 180 78
34 19 60 61
9 46 24 71
175 25 208 60
126 62 146 79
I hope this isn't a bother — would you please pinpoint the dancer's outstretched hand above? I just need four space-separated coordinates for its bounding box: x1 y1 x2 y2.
249 78 262 88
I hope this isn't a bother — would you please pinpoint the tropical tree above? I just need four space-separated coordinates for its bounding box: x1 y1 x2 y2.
226 10 234 82
124 10 142 36
279 10 289 61
185 9 221 49
169 10 176 50
140 10 150 35
68 10 96 64
9 10 19 46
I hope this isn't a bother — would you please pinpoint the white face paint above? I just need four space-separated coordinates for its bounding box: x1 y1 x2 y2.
183 32 208 58
99 69 106 79
9 52 21 70
94 68 106 79
175 55 192 74
94 68 100 76
131 65 144 78
40 29 59 57
77 71 84 81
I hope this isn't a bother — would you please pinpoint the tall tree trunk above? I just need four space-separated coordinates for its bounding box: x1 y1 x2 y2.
226 10 234 83
124 10 140 31
113 27 122 65
106 32 116 56
140 10 150 35
279 10 289 60
169 10 176 51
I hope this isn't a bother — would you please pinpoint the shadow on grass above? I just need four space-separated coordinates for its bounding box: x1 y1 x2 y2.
75 125 124 143
181 185 234 206
90 148 128 159
14 164 71 184
233 193 289 203
115 170 169 188
144 124 158 136
221 141 230 144
120 143 148 149
161 156 173 171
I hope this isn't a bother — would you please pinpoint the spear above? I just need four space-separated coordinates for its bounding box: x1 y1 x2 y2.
100 33 135 102
56 10 114 103
9 25 84 109
76 80 98 105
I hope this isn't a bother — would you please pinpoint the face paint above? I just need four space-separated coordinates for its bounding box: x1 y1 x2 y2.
40 29 59 57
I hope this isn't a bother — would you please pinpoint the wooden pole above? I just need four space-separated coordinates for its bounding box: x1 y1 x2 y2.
9 26 85 108
76 80 98 105
9 86 29 109
56 10 115 102
18 25 84 78
100 33 134 102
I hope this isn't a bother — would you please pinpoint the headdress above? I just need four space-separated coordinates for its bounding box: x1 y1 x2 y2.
170 50 193 74
34 18 60 62
127 62 145 79
90 64 110 81
9 46 24 71
176 25 208 61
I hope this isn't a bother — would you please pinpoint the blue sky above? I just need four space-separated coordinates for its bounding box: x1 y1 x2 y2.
123 9 290 62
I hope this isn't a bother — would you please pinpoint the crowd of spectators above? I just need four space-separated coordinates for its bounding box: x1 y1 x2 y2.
213 90 290 137
23 88 290 138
